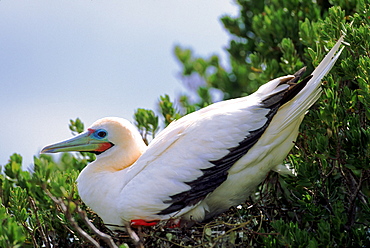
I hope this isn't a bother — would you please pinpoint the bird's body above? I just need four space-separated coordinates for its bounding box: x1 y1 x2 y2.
41 37 344 229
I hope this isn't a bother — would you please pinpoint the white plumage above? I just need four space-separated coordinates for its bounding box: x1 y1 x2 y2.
41 37 344 229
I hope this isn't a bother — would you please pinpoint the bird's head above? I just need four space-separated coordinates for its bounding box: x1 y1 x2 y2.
41 117 147 170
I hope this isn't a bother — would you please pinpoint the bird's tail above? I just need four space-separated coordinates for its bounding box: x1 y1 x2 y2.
276 36 345 132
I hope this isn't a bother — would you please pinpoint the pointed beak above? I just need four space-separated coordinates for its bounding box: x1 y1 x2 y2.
41 130 113 154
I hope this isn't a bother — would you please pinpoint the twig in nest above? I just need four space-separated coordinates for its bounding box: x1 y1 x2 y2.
124 221 145 248
77 206 118 248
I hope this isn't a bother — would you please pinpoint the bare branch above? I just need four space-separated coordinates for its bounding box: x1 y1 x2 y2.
29 196 51 248
43 187 101 248
77 207 118 248
124 222 145 248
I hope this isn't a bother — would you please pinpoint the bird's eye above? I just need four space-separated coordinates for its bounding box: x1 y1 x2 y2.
95 129 108 139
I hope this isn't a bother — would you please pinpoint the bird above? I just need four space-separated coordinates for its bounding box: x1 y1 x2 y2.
41 36 344 229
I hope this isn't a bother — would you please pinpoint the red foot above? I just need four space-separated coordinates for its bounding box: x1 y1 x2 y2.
130 219 159 227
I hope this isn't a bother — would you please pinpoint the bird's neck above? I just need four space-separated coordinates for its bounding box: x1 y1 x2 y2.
89 141 147 173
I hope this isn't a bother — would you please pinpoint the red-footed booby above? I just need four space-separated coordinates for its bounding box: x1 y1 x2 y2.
41 37 344 229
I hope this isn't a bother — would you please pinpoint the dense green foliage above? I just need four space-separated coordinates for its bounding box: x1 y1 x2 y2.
1 0 369 247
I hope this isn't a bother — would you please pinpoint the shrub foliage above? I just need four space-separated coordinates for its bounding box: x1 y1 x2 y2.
1 0 369 247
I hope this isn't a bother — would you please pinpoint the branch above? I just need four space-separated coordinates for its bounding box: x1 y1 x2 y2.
124 222 145 248
77 207 118 248
28 196 51 248
43 187 103 248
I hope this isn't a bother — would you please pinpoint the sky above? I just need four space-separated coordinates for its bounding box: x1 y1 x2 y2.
0 1 238 168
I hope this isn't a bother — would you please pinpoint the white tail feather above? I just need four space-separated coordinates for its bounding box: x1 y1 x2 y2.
277 36 345 132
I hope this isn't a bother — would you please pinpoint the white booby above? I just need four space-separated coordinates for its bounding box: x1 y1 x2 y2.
41 37 344 229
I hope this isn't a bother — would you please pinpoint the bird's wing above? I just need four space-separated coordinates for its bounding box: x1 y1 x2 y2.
120 74 306 220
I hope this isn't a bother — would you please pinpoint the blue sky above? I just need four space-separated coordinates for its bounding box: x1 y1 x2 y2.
0 1 237 167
